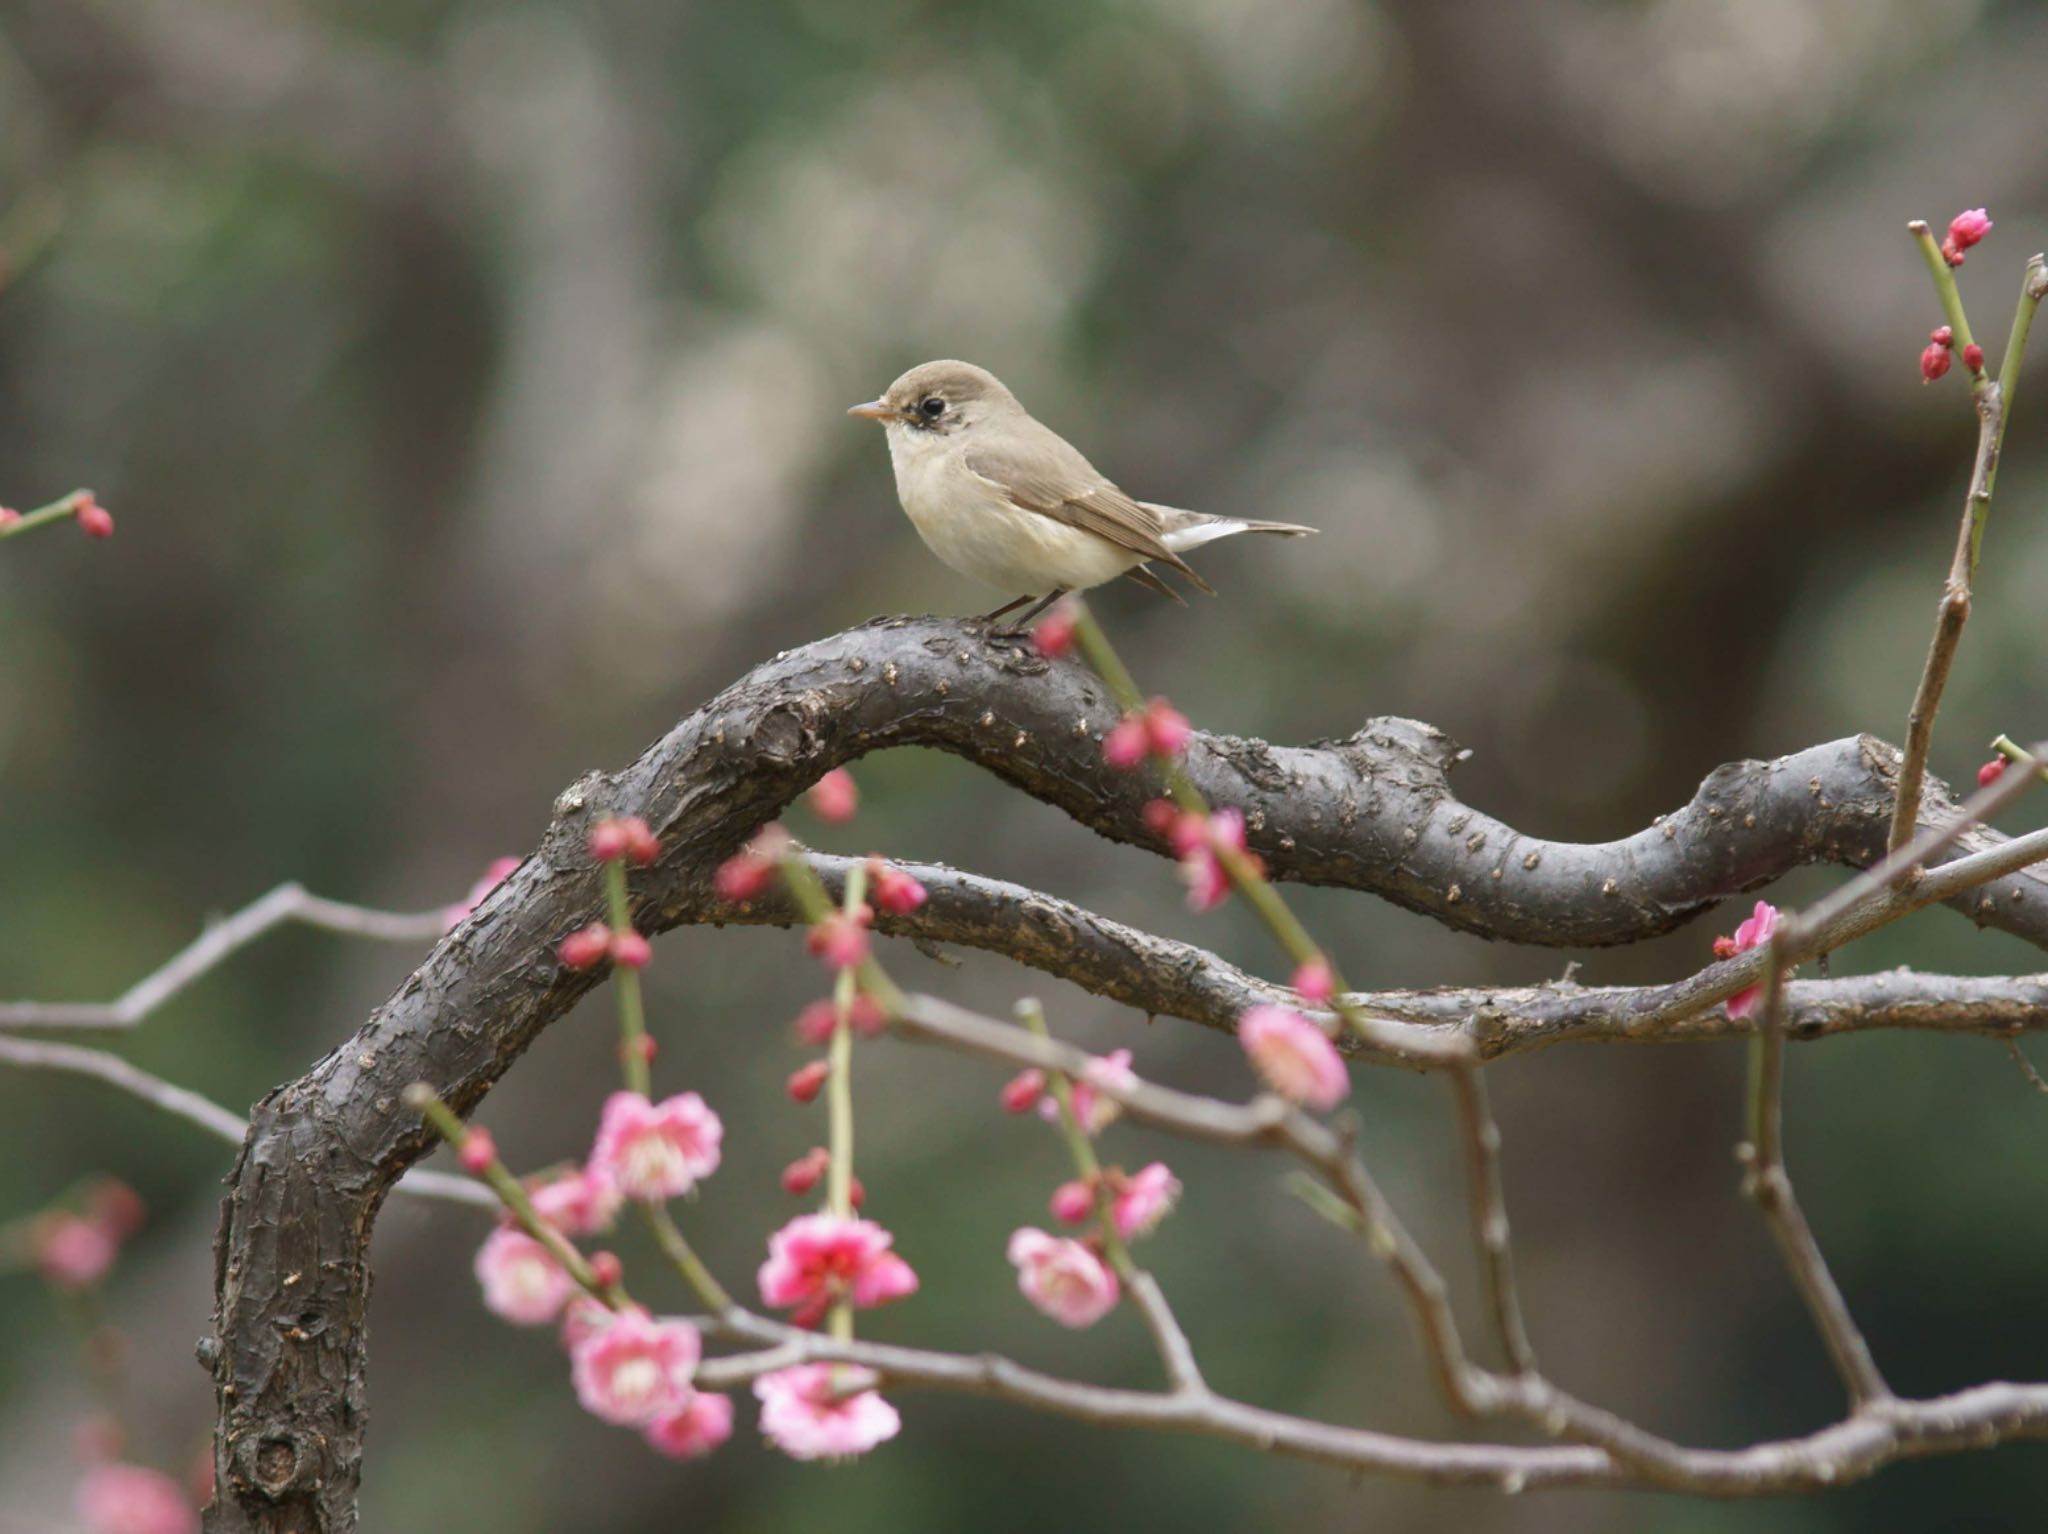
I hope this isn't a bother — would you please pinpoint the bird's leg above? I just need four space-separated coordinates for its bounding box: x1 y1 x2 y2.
995 589 1068 637
977 595 1033 625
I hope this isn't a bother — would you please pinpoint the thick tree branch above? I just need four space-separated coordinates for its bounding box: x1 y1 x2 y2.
197 617 2048 1531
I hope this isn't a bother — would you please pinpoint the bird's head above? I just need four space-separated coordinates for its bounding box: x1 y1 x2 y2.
847 360 1019 439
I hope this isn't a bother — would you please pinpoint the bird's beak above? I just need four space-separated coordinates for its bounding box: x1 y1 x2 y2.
847 398 899 423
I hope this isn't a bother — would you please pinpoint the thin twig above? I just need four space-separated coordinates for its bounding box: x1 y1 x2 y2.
0 882 451 1031
2003 1037 2048 1097
1742 937 1891 1410
0 1034 492 1207
1449 1063 1536 1375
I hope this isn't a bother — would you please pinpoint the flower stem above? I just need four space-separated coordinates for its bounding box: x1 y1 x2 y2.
602 862 651 1095
644 1200 733 1312
0 489 90 541
404 1084 632 1309
1067 602 1362 1039
826 860 869 1341
1018 998 1135 1278
1909 221 1978 359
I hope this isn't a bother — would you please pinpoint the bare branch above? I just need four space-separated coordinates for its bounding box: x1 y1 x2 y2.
0 882 450 1032
0 1034 494 1209
1449 1064 1535 1375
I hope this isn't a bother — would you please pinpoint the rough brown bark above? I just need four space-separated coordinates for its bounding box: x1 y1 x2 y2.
202 616 2048 1531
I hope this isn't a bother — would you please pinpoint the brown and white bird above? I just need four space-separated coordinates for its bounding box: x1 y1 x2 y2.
848 360 1316 628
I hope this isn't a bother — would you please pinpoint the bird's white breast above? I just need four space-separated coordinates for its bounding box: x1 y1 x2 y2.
884 425 1140 594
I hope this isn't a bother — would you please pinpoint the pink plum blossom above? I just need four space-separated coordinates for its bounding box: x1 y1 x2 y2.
1007 1228 1120 1328
644 1391 734 1460
755 1364 901 1460
33 1214 118 1290
559 1295 611 1351
805 909 872 971
758 1213 918 1327
569 1309 702 1426
1239 1005 1350 1111
474 1227 575 1325
1110 1162 1181 1240
589 1090 723 1201
1041 1049 1135 1136
530 1167 623 1237
1718 900 1781 1021
1177 807 1254 912
76 1463 196 1534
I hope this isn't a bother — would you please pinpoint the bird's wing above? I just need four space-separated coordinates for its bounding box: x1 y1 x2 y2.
964 432 1214 594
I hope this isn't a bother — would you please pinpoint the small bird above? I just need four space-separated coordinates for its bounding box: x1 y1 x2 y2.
848 360 1316 630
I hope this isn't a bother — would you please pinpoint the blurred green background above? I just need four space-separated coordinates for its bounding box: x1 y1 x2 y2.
4 0 2047 1528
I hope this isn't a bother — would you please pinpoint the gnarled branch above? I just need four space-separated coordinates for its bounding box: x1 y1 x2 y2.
200 616 2048 1530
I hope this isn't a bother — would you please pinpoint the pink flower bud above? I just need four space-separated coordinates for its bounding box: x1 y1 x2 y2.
713 824 790 902
609 929 652 969
1921 342 1953 383
1963 343 1985 374
1102 714 1149 770
0 507 20 526
867 858 929 915
588 815 659 865
1931 325 1954 347
1007 1228 1119 1328
620 1035 658 1067
787 1060 830 1104
999 1068 1046 1113
458 1127 497 1174
805 909 871 971
589 1250 624 1289
808 768 860 824
848 1175 866 1209
1948 207 1993 252
557 922 613 970
1141 798 1181 837
1049 1179 1095 1225
1141 698 1191 758
1031 605 1078 657
1291 957 1336 1005
1979 757 2008 787
781 1147 830 1196
73 496 114 538
794 1000 838 1045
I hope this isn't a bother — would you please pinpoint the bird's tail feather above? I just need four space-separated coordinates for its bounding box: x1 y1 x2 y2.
1148 504 1320 554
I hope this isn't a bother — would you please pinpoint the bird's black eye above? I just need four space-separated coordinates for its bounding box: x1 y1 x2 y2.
919 396 946 420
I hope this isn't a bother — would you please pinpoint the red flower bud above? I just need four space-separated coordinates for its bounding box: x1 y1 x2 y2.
867 858 928 915
781 1147 830 1196
1948 207 1993 252
848 1176 865 1209
1292 957 1336 1005
609 929 652 969
1141 698 1191 759
557 922 613 970
1963 343 1985 375
620 1035 658 1066
999 1068 1047 1114
787 1060 830 1104
458 1128 497 1174
1102 714 1149 771
1979 757 2008 788
713 824 790 902
0 507 19 527
1921 342 1953 383
1930 325 1954 347
588 815 659 865
1050 1179 1095 1225
589 1250 624 1289
1141 798 1181 837
73 496 114 538
1032 605 1078 657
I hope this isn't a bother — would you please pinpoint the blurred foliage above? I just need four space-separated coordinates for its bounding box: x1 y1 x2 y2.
4 0 2048 1528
